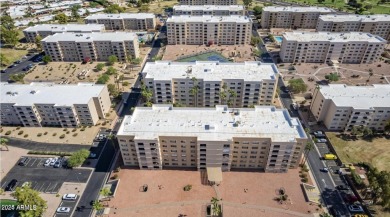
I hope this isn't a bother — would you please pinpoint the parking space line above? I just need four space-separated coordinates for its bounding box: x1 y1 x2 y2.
44 183 52 193
38 183 46 192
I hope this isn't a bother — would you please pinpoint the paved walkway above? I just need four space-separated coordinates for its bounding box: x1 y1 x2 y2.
112 200 313 217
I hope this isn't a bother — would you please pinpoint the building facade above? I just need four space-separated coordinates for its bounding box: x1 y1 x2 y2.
41 32 140 62
142 61 279 107
23 24 105 43
117 105 307 173
173 5 244 16
280 32 386 64
316 14 390 40
310 84 390 132
85 13 156 30
178 0 237 5
0 82 111 127
166 15 252 45
261 6 334 29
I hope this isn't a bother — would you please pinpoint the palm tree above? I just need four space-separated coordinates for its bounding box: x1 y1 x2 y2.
92 200 104 215
190 77 199 107
0 138 9 151
219 91 227 105
228 89 237 108
302 141 314 165
211 197 221 216
141 84 153 106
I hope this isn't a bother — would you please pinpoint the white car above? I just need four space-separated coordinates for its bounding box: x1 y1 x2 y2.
316 138 327 143
62 194 78 201
89 153 97 158
44 158 52 167
50 157 58 166
56 207 71 213
348 204 364 212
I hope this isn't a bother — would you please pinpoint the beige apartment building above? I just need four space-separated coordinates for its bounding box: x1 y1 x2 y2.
23 24 105 43
0 82 111 127
173 5 244 16
310 84 390 132
142 61 279 107
316 14 390 40
41 32 140 62
85 13 156 30
179 0 237 5
280 32 386 64
261 6 334 29
166 15 252 45
117 105 307 173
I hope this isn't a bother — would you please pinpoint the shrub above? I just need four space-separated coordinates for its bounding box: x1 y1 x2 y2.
73 133 78 137
183 184 192 191
24 134 28 138
5 131 11 135
114 167 121 173
53 133 57 136
301 177 308 183
37 133 42 137
63 128 67 131
59 134 65 139
28 150 72 156
80 128 85 131
111 174 119 180
18 130 24 135
66 131 70 134
72 128 77 132
44 132 48 135
299 173 308 178
16 127 20 130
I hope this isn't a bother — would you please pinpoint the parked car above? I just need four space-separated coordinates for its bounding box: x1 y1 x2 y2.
313 131 325 138
62 194 78 201
54 159 62 168
321 167 329 173
18 157 28 166
343 194 359 203
56 207 71 213
44 158 52 167
50 157 58 166
1 69 6 73
5 179 18 191
89 153 97 158
96 134 107 141
14 60 21 64
348 204 364 212
336 185 350 191
291 103 298 110
316 138 327 143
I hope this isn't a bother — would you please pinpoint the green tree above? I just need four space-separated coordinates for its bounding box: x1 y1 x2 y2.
320 213 332 217
107 84 120 97
250 36 261 46
85 9 91 16
55 13 68 24
92 200 104 211
325 73 339 82
129 57 142 71
253 6 263 16
228 89 237 108
71 5 81 20
318 0 325 3
362 126 373 137
1 14 19 47
384 121 390 135
35 35 42 50
190 77 199 107
106 66 117 75
97 74 110 84
351 126 361 136
67 149 90 168
12 185 47 216
288 78 307 94
96 63 105 71
243 0 252 8
302 141 314 165
368 68 374 81
0 53 9 67
211 197 221 216
100 187 112 198
0 138 9 151
108 55 118 66
104 4 125 13
141 84 153 106
42 55 51 64
27 21 34 26
139 5 150 12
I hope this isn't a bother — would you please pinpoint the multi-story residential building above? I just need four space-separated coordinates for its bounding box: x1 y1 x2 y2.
173 5 244 16
142 61 279 107
23 24 105 43
117 105 307 173
261 6 334 29
166 15 252 45
41 32 140 62
0 82 111 127
280 32 386 64
84 13 156 30
316 14 390 40
178 0 237 5
310 84 390 132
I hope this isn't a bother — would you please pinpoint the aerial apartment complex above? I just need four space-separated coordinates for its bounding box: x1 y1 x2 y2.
23 24 105 43
117 105 307 173
280 32 386 64
142 61 279 107
179 0 237 5
85 13 156 30
41 32 140 62
166 15 252 45
173 5 245 16
0 83 111 127
310 84 390 132
316 14 390 40
261 6 334 29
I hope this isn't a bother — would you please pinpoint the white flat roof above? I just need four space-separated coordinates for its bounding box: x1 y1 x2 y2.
85 13 155 20
1 82 106 106
167 15 252 23
283 31 387 43
173 5 244 11
319 14 390 22
23 24 105 32
118 105 307 142
142 61 278 81
41 32 137 42
319 84 390 109
263 6 333 13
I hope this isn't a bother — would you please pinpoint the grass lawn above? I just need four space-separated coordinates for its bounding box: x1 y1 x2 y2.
126 0 179 14
0 48 28 70
327 132 390 172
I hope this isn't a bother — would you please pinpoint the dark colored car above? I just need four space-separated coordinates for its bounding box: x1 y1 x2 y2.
336 185 349 191
5 179 18 191
14 60 21 64
1 69 6 73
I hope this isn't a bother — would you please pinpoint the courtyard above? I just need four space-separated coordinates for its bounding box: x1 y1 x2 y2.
107 169 318 217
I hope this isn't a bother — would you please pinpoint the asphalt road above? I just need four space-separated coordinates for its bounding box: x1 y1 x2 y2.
1 53 41 82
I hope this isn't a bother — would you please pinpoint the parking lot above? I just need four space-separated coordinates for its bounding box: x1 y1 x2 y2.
54 199 80 217
1 157 91 194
